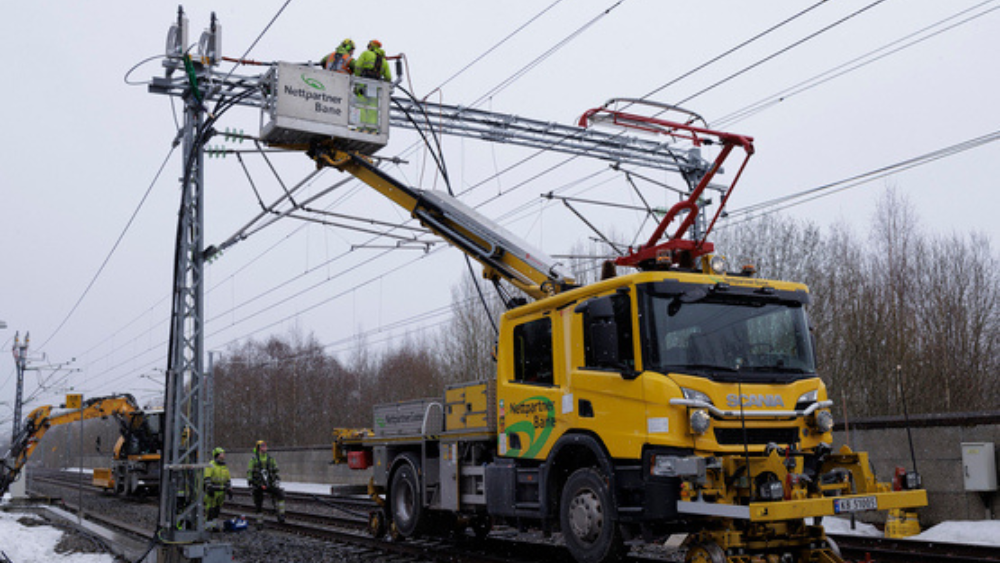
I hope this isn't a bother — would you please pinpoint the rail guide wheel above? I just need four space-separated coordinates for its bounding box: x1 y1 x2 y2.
684 541 726 563
368 508 388 538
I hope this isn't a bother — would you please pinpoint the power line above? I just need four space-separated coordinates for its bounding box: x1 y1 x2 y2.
426 0 565 97
723 128 1000 224
467 0 626 109
637 0 829 103
37 145 177 353
215 0 294 92
714 1 1000 128
673 0 893 108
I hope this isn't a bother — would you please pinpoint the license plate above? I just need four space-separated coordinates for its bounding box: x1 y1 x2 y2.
834 496 878 513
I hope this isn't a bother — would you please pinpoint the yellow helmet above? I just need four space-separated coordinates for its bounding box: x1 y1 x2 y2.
341 38 355 51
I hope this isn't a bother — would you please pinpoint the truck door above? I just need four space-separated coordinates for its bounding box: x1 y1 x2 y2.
498 313 562 459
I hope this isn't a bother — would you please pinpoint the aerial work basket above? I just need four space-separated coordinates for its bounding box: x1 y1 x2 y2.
260 62 391 154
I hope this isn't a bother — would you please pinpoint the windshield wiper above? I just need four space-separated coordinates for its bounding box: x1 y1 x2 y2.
676 363 740 373
743 365 809 374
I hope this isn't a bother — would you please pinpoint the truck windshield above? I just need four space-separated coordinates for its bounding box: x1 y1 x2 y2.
640 286 816 382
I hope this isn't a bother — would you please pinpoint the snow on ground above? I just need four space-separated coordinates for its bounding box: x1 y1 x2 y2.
810 516 883 537
910 521 1000 547
230 477 338 496
5 474 1000 560
811 516 1000 546
0 510 114 563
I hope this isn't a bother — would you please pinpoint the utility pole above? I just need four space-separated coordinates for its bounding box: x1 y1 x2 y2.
11 332 29 443
150 7 230 562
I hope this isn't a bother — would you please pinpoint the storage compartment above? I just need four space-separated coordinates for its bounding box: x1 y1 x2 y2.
445 380 496 433
373 398 441 437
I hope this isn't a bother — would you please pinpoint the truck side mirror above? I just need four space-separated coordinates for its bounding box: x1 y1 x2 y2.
577 295 638 379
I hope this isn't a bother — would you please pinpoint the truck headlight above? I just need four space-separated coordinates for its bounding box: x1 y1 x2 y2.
812 410 834 433
796 390 818 410
681 388 713 405
689 409 711 435
758 480 784 501
710 255 727 275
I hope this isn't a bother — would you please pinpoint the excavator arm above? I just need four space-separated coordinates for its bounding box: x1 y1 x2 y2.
307 145 575 300
0 394 141 496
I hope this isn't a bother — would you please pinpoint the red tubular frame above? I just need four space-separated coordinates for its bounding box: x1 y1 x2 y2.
578 101 754 269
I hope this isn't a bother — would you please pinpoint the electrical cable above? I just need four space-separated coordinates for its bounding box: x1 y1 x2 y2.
467 0 626 110
391 84 506 329
123 54 168 86
722 128 1000 226
214 0 294 103
714 1 1000 128
35 146 178 353
671 0 892 108
636 0 829 104
424 0 565 98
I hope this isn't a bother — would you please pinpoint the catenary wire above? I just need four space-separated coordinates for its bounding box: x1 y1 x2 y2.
467 0 626 110
425 0 565 98
35 146 178 353
636 0 829 103
671 0 892 108
714 1 1000 128
723 129 1000 225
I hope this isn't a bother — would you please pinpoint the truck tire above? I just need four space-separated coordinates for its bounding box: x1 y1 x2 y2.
390 457 424 537
684 542 725 563
560 467 626 563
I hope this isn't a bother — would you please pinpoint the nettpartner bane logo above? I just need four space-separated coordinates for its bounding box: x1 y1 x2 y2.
504 396 555 458
301 73 325 91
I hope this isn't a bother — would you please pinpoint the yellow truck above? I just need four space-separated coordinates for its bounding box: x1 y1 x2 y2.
259 70 926 563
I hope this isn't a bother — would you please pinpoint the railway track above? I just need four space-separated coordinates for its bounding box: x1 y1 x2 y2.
830 533 1000 563
21 469 998 563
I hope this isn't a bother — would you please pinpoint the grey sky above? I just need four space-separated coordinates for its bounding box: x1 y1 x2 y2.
2 0 998 435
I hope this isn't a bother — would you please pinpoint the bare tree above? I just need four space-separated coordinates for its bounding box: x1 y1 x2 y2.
437 275 500 384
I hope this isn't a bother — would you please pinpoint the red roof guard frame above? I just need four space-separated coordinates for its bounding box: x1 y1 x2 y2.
578 99 755 269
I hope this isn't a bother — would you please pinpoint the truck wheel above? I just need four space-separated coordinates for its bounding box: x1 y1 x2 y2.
560 468 626 563
684 542 725 563
471 515 492 541
368 508 387 538
390 459 424 537
825 536 841 559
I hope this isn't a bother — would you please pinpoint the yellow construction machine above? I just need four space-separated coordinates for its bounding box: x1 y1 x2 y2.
1 394 162 497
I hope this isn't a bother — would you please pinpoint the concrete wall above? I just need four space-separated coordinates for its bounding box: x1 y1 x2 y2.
227 446 372 489
29 411 999 526
834 411 1000 525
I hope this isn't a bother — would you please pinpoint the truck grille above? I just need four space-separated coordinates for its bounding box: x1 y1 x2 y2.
714 427 799 445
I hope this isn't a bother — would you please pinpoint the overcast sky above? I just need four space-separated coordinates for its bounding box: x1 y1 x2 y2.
2 0 998 436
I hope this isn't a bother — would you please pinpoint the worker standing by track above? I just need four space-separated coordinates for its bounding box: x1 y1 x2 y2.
247 440 286 528
204 447 232 531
